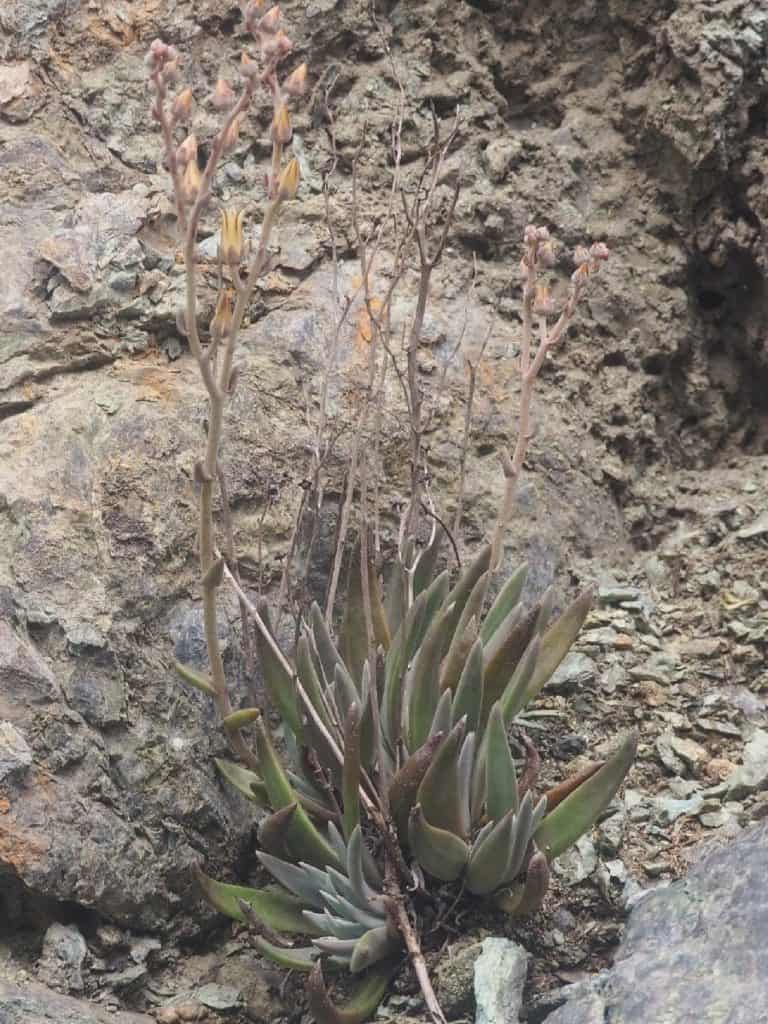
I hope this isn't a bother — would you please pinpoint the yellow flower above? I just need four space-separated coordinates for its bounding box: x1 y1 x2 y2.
220 209 245 266
276 157 300 201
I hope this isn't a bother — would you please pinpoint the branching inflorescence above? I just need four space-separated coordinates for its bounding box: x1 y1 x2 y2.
147 4 635 1023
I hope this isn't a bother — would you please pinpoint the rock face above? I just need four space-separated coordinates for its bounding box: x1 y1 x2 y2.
0 0 766 954
544 820 768 1024
0 980 153 1024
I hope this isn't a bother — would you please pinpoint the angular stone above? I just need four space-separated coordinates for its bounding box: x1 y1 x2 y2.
545 821 768 1024
0 980 153 1023
37 923 88 994
724 729 768 799
474 938 529 1024
0 721 32 782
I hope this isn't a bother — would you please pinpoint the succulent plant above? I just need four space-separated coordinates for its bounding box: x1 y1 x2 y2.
184 532 637 1022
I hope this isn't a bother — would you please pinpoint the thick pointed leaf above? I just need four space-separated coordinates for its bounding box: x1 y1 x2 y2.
481 602 540 726
194 865 321 934
534 731 638 860
382 570 449 746
485 702 519 821
384 557 408 640
306 959 400 1024
457 731 475 839
465 808 516 895
408 804 470 882
480 564 528 645
349 926 401 974
416 719 467 837
297 634 334 733
494 848 550 916
340 537 390 685
412 525 444 599
303 911 366 941
311 602 350 687
254 599 302 737
255 938 320 972
452 638 484 733
506 791 537 882
259 803 299 859
222 707 260 729
320 890 385 932
214 758 269 806
407 605 455 751
388 732 445 840
498 634 540 725
522 589 594 708
257 852 327 909
174 660 216 697
444 543 491 635
342 703 362 839
255 719 341 869
428 687 453 740
439 615 479 697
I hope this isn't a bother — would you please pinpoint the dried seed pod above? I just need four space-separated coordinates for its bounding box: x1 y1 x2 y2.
211 287 235 337
181 158 201 202
283 62 307 97
220 209 245 265
221 112 246 154
259 5 282 33
276 157 300 200
171 87 193 122
271 104 292 144
211 77 236 109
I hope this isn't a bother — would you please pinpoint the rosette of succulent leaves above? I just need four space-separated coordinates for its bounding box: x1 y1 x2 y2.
188 535 637 1023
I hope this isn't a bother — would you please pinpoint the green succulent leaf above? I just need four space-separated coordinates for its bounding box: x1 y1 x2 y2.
452 637 485 734
388 731 445 839
258 803 299 859
465 808 517 895
485 702 519 821
174 659 216 697
254 719 341 869
534 730 638 860
382 570 449 746
416 718 467 837
254 939 321 972
349 926 401 974
408 804 470 882
306 959 401 1024
407 604 456 751
444 543 491 636
214 758 269 806
412 525 444 599
439 567 488 694
384 557 408 640
254 599 302 738
480 564 528 645
193 865 322 934
222 707 261 729
297 634 334 733
340 537 390 684
481 602 540 726
496 848 551 916
522 588 594 709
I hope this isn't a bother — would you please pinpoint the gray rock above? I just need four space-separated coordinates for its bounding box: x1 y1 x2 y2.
435 937 484 1019
724 729 768 799
650 791 704 825
0 980 153 1023
37 923 88 994
474 938 529 1024
0 721 32 782
543 820 768 1024
548 653 597 694
552 835 598 885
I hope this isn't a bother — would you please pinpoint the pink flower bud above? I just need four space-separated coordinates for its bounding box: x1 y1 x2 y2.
211 78 236 109
536 226 550 241
276 157 300 200
262 30 292 61
240 52 259 79
182 159 201 203
221 113 246 154
532 285 555 316
524 224 538 245
271 104 292 144
590 241 609 261
538 241 556 267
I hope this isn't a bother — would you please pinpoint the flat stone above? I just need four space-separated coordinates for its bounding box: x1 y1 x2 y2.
0 979 153 1023
0 721 32 782
724 729 768 799
543 821 768 1024
37 923 88 994
474 938 529 1024
548 653 597 694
